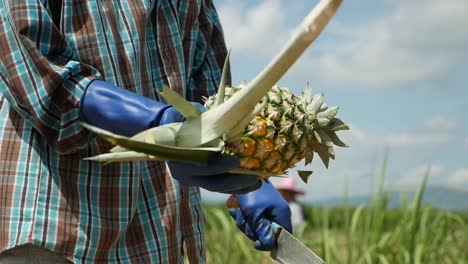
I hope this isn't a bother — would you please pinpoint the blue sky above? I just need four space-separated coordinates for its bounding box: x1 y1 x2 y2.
202 0 468 203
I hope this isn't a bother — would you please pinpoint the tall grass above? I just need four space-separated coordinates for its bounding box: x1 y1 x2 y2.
203 156 468 263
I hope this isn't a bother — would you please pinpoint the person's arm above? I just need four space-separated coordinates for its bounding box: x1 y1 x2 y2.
0 2 99 154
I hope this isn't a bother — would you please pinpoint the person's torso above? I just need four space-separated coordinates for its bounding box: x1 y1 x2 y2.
0 1 226 262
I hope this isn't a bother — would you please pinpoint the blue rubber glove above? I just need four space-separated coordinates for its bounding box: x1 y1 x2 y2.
229 179 292 251
79 79 204 136
167 156 261 194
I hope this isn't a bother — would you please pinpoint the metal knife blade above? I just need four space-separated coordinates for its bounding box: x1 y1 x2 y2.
270 222 326 264
225 197 326 264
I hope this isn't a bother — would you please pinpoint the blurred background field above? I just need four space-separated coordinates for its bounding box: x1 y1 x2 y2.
203 203 467 264
202 157 468 264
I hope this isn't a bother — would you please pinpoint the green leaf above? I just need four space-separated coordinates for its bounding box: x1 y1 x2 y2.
305 151 314 165
307 93 324 113
313 130 322 143
304 150 314 165
311 143 330 168
317 117 330 128
329 131 348 147
81 122 221 164
298 170 313 183
329 118 349 131
302 82 313 104
110 122 182 152
215 49 231 107
84 151 156 162
328 146 335 159
317 129 333 147
317 106 339 119
159 85 202 120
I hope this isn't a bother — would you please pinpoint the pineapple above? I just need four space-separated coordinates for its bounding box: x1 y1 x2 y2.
80 0 347 182
204 84 348 176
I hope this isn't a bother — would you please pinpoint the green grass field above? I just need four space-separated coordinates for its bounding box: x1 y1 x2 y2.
204 204 467 263
202 159 468 264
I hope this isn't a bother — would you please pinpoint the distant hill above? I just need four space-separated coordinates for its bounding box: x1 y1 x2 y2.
314 185 468 211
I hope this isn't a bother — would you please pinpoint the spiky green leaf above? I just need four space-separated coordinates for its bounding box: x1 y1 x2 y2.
159 86 202 120
305 150 314 165
307 93 324 113
298 170 313 183
329 131 348 147
215 50 231 106
84 151 156 162
329 118 349 131
302 82 313 104
81 122 221 164
317 106 339 119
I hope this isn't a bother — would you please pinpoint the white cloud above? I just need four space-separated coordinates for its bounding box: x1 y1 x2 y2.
341 122 366 143
217 0 467 88
293 0 468 88
295 165 376 201
325 119 455 158
399 164 442 186
217 0 287 57
425 115 459 131
330 122 377 166
380 115 457 148
447 168 468 185
382 133 450 148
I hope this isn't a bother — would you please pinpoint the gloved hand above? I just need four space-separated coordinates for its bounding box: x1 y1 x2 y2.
229 179 292 251
167 156 261 194
79 79 204 137
80 79 261 193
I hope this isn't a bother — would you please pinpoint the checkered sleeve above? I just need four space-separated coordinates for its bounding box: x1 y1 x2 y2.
186 0 230 102
0 1 100 154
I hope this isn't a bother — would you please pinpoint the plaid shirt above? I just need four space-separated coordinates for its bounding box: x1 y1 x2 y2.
0 0 228 263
